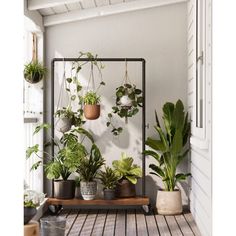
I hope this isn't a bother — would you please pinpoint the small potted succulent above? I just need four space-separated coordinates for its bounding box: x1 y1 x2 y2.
77 144 105 200
24 61 47 84
83 91 101 120
144 99 190 215
98 166 120 200
112 153 142 198
24 189 45 224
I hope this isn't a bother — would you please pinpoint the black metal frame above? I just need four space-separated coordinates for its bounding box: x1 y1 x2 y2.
51 57 146 197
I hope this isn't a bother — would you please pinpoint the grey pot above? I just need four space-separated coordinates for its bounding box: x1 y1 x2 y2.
104 189 116 200
54 180 75 199
24 207 37 224
56 118 72 133
80 181 97 200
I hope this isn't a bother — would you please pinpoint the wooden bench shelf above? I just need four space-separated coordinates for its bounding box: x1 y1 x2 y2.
47 197 150 206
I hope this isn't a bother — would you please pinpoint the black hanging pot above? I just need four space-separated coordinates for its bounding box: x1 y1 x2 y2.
24 72 43 84
54 180 75 199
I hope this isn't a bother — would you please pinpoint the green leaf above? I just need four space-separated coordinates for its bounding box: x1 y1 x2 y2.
173 99 185 131
26 144 39 158
135 89 142 94
126 176 137 184
149 164 165 178
33 123 51 135
155 110 161 128
30 161 42 171
71 95 76 101
145 137 166 152
143 150 160 162
100 81 105 86
108 113 112 118
73 127 94 143
66 77 72 83
171 129 183 155
106 122 111 127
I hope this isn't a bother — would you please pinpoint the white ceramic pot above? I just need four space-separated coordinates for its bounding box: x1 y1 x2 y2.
56 118 72 133
80 181 97 200
120 95 132 106
156 189 182 215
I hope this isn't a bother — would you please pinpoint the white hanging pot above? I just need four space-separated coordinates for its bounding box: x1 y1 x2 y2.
120 95 132 107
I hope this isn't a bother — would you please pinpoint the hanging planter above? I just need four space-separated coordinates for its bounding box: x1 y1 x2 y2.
55 107 74 133
24 61 47 84
83 91 101 120
107 61 143 136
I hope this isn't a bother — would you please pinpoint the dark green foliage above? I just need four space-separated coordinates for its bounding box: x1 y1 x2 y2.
24 61 47 82
144 99 191 191
77 144 105 182
98 166 119 190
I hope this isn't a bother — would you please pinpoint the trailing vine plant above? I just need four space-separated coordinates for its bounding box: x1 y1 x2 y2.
107 61 143 136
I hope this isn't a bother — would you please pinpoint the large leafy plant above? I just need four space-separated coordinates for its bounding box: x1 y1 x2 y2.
77 144 105 182
144 99 190 191
112 153 142 184
26 124 94 180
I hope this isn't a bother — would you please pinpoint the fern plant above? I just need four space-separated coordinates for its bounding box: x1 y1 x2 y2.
144 99 190 191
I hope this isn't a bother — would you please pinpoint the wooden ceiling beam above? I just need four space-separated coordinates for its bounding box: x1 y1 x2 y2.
44 0 187 26
28 0 81 10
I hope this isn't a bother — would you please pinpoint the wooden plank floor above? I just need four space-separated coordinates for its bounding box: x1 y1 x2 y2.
42 209 201 236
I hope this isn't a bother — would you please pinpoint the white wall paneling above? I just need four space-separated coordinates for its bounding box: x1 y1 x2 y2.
187 0 212 235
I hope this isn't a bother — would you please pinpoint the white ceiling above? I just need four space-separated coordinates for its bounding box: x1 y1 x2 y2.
27 0 186 26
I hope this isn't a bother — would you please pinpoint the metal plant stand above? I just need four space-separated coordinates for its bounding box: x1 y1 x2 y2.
48 57 150 214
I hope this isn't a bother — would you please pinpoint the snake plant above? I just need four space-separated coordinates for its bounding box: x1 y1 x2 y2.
144 99 190 191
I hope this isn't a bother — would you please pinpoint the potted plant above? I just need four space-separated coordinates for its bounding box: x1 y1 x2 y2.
83 91 101 120
98 166 120 200
77 144 105 200
24 189 45 224
55 106 75 133
26 124 94 199
112 153 142 198
24 61 47 84
144 99 190 215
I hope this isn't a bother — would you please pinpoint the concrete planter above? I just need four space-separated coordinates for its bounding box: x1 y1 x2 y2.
80 181 97 200
56 117 72 133
156 189 183 215
84 105 100 120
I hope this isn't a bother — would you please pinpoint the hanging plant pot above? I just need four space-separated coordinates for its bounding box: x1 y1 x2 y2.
56 117 72 133
84 104 100 120
54 180 75 199
24 72 43 84
80 181 97 200
156 189 183 215
120 95 132 107
115 179 136 198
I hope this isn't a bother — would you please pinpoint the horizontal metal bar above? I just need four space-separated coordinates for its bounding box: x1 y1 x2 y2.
52 58 145 62
24 117 38 123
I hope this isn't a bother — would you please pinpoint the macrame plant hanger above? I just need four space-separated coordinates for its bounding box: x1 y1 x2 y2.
123 59 132 124
85 62 96 95
55 59 70 129
32 33 37 62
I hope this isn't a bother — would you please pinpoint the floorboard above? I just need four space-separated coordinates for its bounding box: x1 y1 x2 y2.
41 209 201 236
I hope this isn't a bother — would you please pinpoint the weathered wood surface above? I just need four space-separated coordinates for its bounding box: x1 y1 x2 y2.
42 209 201 236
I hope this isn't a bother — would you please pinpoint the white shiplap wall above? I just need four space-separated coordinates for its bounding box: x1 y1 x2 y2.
187 0 212 236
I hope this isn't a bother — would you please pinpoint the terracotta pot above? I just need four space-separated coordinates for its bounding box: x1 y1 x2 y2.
24 72 43 84
115 179 136 198
54 180 75 199
156 189 183 215
84 105 100 120
24 207 37 224
80 181 97 200
56 118 72 133
104 189 116 200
